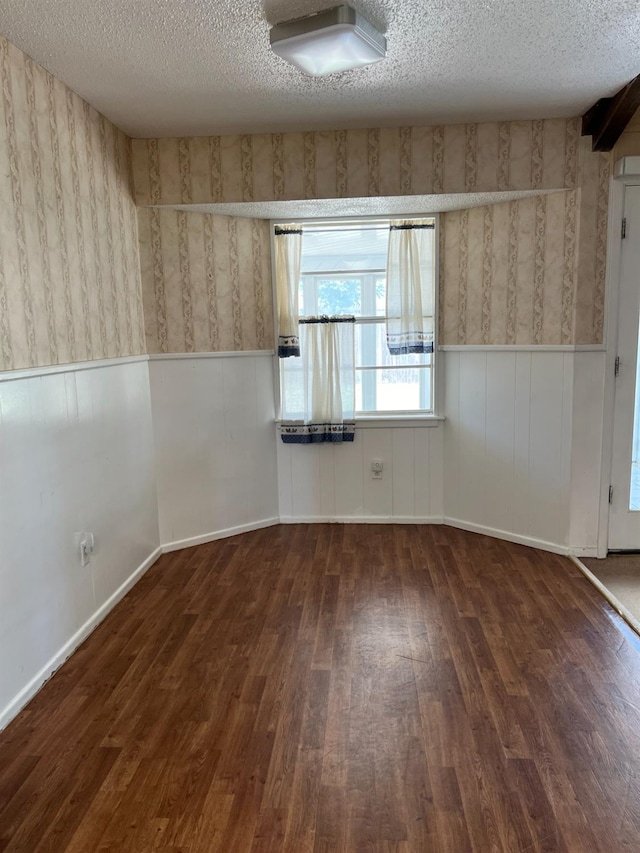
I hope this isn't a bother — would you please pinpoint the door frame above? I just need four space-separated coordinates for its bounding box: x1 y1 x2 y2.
598 158 640 556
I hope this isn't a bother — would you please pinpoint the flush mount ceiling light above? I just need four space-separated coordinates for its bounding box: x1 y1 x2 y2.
270 5 387 77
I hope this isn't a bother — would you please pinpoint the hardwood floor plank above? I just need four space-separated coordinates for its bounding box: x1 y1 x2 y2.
2 524 640 851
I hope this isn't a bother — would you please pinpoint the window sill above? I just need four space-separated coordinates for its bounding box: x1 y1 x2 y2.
275 415 444 430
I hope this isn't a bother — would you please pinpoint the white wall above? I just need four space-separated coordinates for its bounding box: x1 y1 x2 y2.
0 358 160 728
275 348 604 556
149 353 279 549
569 350 607 555
277 424 444 521
443 349 575 552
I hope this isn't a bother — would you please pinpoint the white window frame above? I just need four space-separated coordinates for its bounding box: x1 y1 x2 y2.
271 214 443 426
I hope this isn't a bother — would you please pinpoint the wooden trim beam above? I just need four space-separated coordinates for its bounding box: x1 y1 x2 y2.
582 74 640 151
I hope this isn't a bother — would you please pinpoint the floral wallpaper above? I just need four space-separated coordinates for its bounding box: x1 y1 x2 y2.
0 36 144 371
0 31 613 363
133 119 610 347
131 119 582 207
439 143 609 349
137 209 273 353
440 191 577 345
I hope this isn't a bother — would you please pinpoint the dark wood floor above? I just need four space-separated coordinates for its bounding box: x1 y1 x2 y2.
2 525 640 852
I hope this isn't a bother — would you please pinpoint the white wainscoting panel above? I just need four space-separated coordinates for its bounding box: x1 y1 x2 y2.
0 359 160 728
149 354 279 548
444 350 574 551
568 351 606 555
277 425 444 522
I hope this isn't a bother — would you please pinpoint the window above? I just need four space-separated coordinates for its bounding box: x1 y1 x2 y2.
277 217 437 419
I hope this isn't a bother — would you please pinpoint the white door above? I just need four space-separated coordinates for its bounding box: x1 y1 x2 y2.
609 184 640 549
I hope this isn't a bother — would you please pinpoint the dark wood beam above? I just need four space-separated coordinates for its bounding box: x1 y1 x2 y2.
582 74 640 151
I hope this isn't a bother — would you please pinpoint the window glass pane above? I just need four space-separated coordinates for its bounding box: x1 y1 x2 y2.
299 275 384 318
279 218 437 418
375 276 386 316
280 359 304 419
301 225 388 273
356 367 431 413
355 322 433 367
315 278 362 315
355 370 362 412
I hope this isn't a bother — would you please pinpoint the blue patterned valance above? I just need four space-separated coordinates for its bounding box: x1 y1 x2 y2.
278 336 301 358
387 333 434 356
280 422 356 444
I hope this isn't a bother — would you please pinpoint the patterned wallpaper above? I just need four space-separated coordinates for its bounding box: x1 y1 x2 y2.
575 143 611 345
140 189 601 351
132 120 610 346
0 31 613 363
441 191 576 345
137 209 273 353
131 119 582 207
439 143 610 346
0 36 144 371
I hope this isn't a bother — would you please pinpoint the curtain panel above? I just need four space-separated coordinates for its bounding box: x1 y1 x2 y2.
275 225 302 357
280 316 356 444
386 221 435 355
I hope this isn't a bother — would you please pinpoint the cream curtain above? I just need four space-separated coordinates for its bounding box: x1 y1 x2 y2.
280 317 356 444
275 225 302 357
386 221 435 355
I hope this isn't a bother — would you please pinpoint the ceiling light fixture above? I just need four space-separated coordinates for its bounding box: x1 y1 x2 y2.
270 4 386 77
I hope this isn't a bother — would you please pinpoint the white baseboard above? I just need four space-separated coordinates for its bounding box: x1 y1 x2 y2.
567 546 600 558
258 512 598 558
570 555 640 636
443 517 568 555
0 544 162 732
279 515 444 524
161 517 280 553
278 513 568 553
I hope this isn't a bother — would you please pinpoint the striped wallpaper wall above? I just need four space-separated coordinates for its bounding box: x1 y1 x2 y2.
0 36 144 371
137 209 273 354
139 188 601 351
440 189 590 346
131 119 583 207
439 138 610 348
133 119 611 347
0 32 615 366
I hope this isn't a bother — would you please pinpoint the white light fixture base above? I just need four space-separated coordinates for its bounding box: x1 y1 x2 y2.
270 5 387 77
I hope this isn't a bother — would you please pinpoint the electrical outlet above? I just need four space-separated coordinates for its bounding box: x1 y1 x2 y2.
371 459 384 479
78 532 95 567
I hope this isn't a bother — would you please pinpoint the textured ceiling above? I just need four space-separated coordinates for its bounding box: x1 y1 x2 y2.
1 0 639 138
167 190 555 219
